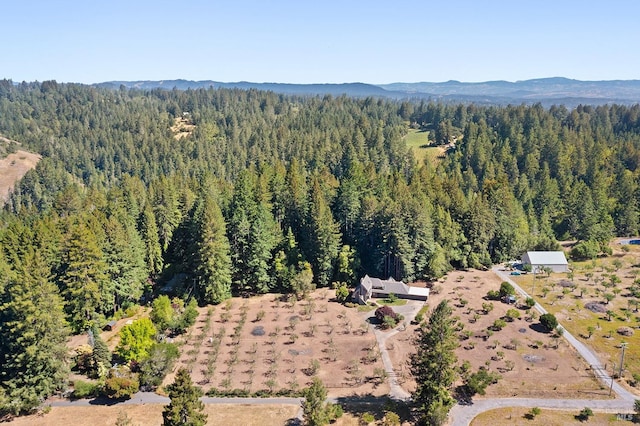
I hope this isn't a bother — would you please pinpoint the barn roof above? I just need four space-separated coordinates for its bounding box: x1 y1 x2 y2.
525 251 568 265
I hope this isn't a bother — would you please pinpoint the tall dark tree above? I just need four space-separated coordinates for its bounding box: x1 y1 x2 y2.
59 219 108 331
307 179 341 287
0 250 69 416
227 171 277 294
192 193 232 304
410 300 459 426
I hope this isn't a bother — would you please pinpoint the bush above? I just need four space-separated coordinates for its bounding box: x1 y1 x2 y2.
570 240 600 260
491 319 507 331
525 297 536 308
375 306 400 329
72 380 99 399
361 412 376 424
335 284 350 303
540 313 558 331
103 375 139 399
576 407 593 422
499 282 516 298
486 290 500 300
139 342 179 389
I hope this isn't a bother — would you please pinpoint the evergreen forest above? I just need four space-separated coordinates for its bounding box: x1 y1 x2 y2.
1 79 640 413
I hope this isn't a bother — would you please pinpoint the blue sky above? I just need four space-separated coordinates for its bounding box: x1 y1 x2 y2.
4 0 640 84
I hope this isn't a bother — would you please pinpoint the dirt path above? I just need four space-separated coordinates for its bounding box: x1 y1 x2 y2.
369 302 424 401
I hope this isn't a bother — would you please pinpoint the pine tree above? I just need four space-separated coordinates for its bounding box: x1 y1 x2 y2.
139 203 163 278
0 250 69 415
162 368 207 426
410 300 459 426
59 219 108 331
302 377 329 426
227 171 276 295
307 179 341 287
192 193 232 304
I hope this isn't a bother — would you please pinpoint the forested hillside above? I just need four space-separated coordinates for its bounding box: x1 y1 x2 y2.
1 79 640 414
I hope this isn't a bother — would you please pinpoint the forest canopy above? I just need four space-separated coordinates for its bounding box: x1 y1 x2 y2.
1 79 640 412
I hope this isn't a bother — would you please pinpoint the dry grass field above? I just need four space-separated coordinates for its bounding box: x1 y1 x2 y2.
8 404 300 426
387 269 608 399
471 406 634 426
0 149 40 203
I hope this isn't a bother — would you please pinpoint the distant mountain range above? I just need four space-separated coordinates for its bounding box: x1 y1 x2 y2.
95 77 640 106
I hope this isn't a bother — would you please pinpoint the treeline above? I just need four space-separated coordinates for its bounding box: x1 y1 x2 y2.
2 80 640 414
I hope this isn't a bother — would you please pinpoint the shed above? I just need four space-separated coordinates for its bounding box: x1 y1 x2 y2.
103 320 117 331
521 251 569 273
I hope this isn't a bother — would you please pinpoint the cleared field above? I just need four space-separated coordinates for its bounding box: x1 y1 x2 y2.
511 241 640 392
9 404 299 426
404 128 444 164
471 406 634 425
0 149 41 203
388 270 607 399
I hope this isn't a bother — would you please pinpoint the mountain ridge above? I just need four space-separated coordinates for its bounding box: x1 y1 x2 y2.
94 77 640 106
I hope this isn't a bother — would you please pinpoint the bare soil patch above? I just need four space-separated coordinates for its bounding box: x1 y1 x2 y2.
8 404 299 426
387 269 607 399
170 116 196 140
165 289 389 398
0 150 41 203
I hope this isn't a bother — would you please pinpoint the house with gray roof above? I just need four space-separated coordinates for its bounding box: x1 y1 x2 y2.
353 275 429 304
521 251 569 273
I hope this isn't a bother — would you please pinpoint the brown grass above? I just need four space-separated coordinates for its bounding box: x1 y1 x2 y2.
471 406 634 425
0 149 41 203
9 404 299 426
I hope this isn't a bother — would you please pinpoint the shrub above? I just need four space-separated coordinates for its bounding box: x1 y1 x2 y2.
525 407 541 420
505 309 520 321
491 319 507 331
570 240 600 260
335 284 350 303
539 313 558 331
499 282 516 298
72 380 99 399
486 290 500 300
464 368 501 396
139 342 179 389
576 407 593 422
525 297 536 308
382 411 401 426
375 306 399 329
104 375 139 399
361 412 376 424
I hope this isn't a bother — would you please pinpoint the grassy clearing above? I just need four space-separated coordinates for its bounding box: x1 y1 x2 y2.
404 129 443 164
378 297 408 307
471 406 633 425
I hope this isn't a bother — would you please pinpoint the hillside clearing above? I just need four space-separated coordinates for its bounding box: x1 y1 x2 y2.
0 149 41 203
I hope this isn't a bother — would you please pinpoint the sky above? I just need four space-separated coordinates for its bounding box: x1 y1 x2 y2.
4 0 640 84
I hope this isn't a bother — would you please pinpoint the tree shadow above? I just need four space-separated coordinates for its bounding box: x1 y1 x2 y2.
528 323 549 333
333 394 413 423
